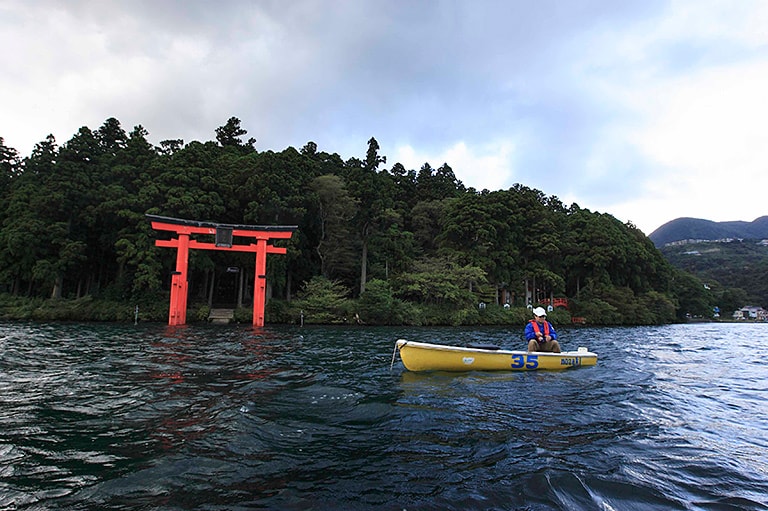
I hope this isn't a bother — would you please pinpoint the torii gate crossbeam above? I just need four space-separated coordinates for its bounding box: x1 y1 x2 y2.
147 214 296 327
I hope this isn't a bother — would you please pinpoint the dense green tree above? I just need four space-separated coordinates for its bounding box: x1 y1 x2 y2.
159 139 184 155
389 162 419 213
1 116 712 325
215 116 256 150
716 287 749 317
154 140 226 220
343 137 395 295
415 162 465 201
357 278 399 324
393 257 487 307
671 268 714 319
0 139 22 293
105 125 163 298
0 137 21 200
239 147 311 225
437 191 518 301
502 185 562 304
410 199 448 255
366 215 416 281
292 275 351 324
2 135 63 296
639 290 677 324
562 209 624 295
309 174 358 282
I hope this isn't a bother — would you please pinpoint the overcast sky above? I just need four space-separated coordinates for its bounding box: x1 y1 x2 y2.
2 0 767 234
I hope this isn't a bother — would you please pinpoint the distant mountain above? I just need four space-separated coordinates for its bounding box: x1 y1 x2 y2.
649 216 768 247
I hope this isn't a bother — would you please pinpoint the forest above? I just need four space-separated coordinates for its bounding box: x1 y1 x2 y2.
660 240 768 312
0 117 722 325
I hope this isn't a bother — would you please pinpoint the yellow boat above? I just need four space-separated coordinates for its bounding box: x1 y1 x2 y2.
393 339 597 372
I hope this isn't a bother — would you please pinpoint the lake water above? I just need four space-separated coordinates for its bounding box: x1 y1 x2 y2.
1 321 766 510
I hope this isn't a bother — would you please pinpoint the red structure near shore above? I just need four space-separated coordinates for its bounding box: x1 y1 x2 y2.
148 215 296 327
540 297 569 309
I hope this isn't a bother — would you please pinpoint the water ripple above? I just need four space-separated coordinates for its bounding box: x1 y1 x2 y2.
1 322 767 510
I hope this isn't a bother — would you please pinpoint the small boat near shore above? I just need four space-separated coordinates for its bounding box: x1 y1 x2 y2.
393 339 597 372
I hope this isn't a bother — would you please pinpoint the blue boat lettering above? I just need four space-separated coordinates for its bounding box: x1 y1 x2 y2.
511 354 538 369
560 357 581 366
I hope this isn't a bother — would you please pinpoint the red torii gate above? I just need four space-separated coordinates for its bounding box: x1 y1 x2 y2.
147 214 296 327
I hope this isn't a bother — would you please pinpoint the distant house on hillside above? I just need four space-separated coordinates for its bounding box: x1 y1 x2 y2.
665 238 740 247
733 306 767 321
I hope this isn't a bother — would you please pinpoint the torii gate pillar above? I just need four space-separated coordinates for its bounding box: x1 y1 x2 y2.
169 232 191 325
148 215 296 327
252 238 268 327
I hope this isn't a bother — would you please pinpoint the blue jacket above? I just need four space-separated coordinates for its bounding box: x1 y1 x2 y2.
524 319 558 341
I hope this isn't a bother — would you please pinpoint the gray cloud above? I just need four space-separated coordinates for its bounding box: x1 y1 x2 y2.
2 0 767 233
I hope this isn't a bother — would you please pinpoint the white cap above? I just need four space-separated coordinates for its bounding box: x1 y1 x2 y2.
532 306 547 317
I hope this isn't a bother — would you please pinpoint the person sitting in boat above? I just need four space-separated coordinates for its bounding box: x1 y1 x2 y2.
525 307 561 353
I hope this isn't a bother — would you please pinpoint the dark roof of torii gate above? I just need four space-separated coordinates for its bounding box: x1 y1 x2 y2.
146 214 297 232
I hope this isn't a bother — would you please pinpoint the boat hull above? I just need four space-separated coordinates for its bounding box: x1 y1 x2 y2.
395 339 597 372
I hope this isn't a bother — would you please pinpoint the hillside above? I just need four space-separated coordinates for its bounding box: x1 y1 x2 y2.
659 239 768 309
649 216 768 247
1 116 694 326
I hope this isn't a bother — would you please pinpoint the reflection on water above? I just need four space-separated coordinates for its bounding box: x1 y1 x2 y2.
0 322 767 510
